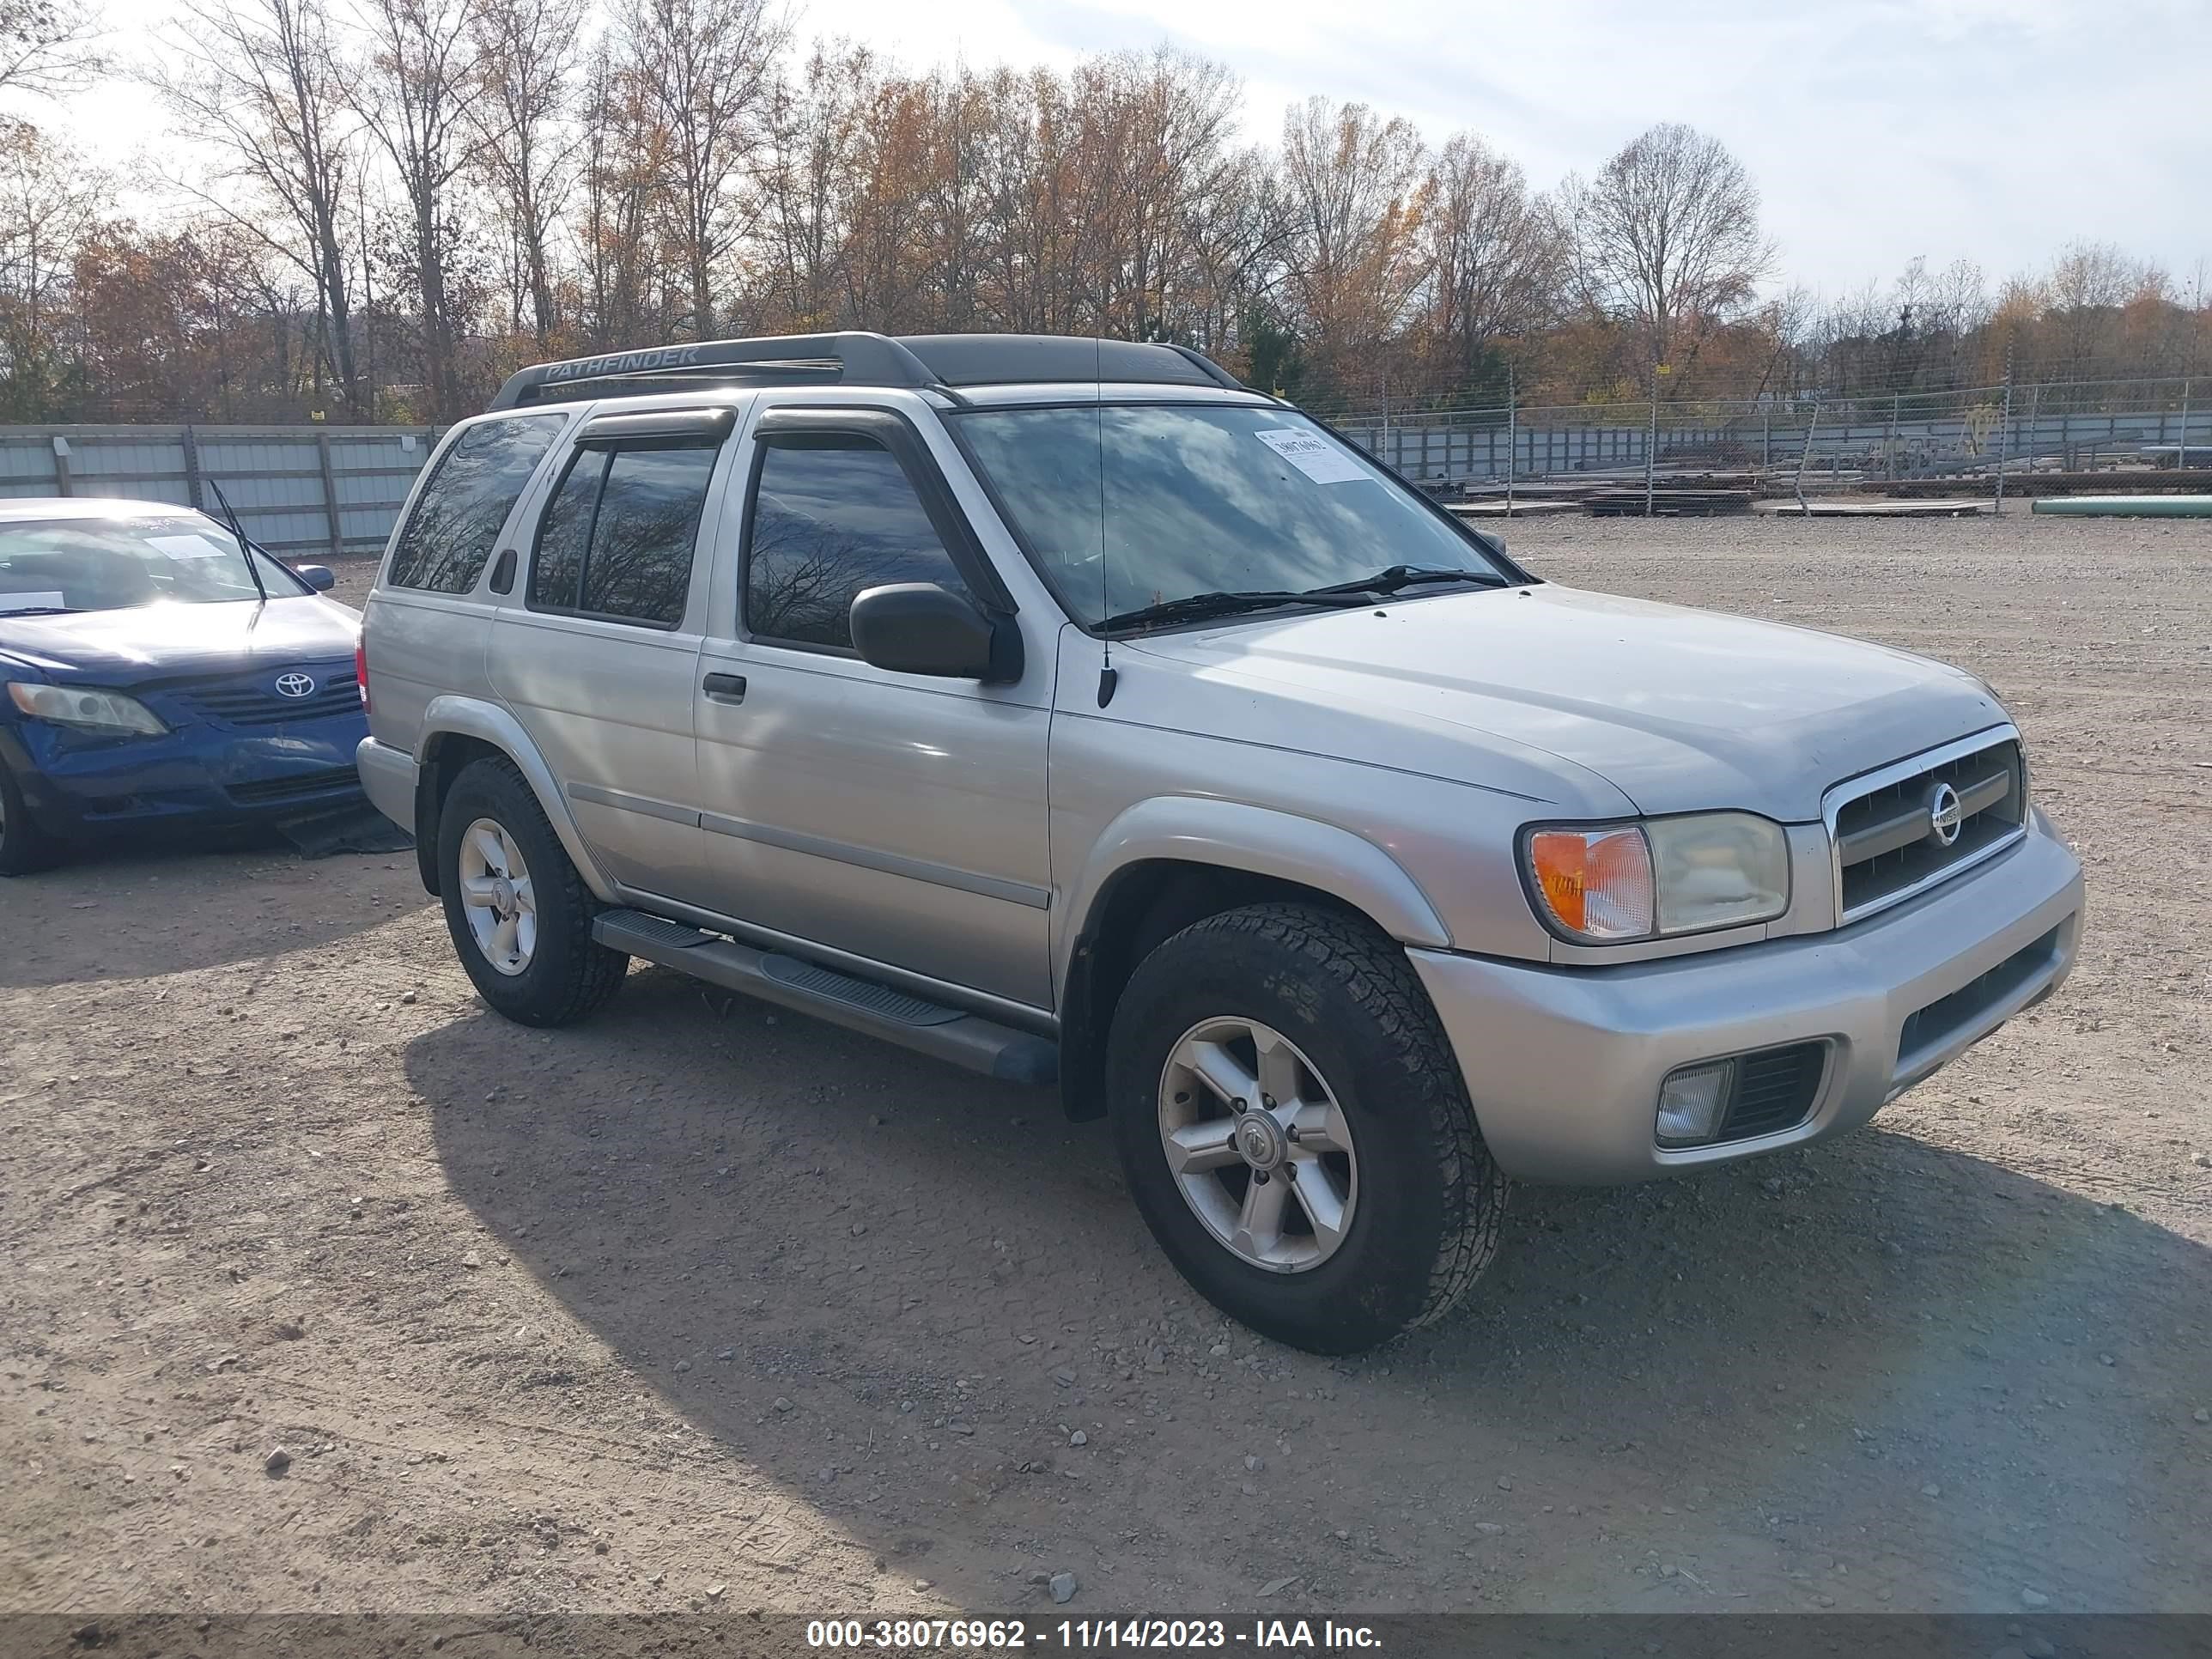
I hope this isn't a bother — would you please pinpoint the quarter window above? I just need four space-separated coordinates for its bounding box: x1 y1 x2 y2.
387 415 564 593
744 438 973 650
526 444 717 628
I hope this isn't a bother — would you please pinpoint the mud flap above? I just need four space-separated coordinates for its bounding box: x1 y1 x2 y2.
271 801 416 858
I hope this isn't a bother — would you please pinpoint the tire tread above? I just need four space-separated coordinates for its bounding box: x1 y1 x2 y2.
1181 902 1504 1331
442 757 626 1026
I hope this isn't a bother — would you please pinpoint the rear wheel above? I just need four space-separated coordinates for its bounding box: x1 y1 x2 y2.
0 761 61 876
1108 902 1507 1352
437 757 627 1025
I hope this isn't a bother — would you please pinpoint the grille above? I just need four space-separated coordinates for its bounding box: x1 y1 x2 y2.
183 671 362 727
226 768 362 806
1829 733 2025 921
1716 1042 1830 1142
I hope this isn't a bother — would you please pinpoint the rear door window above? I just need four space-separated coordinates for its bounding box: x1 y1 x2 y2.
386 415 565 593
526 444 717 628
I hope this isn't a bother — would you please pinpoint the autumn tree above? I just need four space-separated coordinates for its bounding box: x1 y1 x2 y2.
1417 131 1559 396
1279 96 1429 398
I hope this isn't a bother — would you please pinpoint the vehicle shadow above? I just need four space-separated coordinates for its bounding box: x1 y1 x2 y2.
0 838 426 990
411 967 2210 1612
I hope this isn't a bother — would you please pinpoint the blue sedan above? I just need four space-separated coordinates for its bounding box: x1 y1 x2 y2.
0 497 369 874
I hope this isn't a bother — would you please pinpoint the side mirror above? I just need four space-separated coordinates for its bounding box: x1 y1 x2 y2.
848 583 1019 681
295 564 337 592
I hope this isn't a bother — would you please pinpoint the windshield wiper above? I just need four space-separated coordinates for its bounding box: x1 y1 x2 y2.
0 605 80 617
1304 564 1515 598
1097 588 1374 635
205 477 270 605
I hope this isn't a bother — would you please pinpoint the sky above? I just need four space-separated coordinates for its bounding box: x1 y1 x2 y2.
43 0 2212 303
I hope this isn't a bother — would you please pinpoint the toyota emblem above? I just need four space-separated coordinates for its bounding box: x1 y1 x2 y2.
274 672 316 699
1926 781 1964 847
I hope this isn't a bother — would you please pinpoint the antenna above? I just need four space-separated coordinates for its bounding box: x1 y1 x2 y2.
1095 336 1118 708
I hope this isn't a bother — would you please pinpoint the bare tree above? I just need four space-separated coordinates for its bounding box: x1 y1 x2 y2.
147 0 363 415
757 41 874 331
467 0 581 346
0 122 103 415
349 0 489 421
1561 122 1771 375
616 0 784 338
0 0 103 100
579 48 675 346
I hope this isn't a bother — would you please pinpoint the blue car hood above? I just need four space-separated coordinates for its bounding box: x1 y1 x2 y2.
0 596 361 686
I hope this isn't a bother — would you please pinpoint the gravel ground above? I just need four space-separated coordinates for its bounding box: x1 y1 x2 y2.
3 512 2208 1619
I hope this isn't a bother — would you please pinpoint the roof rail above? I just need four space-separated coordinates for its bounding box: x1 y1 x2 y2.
488 331 938 410
485 330 1249 412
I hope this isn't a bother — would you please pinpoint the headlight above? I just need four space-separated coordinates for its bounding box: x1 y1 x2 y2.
6 681 167 736
1524 812 1790 943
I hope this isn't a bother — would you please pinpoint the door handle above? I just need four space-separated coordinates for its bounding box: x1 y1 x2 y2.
702 672 748 704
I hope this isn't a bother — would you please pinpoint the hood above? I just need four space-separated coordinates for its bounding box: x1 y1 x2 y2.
0 596 361 686
1125 584 2006 821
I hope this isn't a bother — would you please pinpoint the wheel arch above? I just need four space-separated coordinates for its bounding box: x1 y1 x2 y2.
1055 799 1453 1122
410 696 618 903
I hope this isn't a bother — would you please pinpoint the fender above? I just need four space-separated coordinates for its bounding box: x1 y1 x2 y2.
414 695 621 903
1059 796 1453 998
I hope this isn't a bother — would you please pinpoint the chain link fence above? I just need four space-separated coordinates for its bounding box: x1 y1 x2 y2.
1337 375 2206 498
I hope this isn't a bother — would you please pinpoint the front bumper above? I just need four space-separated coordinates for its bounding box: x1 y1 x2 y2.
4 715 368 836
1411 808 2084 1184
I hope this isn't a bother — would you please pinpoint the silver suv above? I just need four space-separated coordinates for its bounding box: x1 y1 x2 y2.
356 331 2085 1352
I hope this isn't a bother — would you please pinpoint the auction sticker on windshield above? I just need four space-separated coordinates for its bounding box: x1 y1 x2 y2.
1254 427 1367 484
146 533 230 561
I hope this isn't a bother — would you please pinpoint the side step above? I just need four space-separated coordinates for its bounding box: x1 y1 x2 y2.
592 908 1057 1085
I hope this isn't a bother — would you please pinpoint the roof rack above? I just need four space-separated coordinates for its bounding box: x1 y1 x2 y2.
488 331 937 410
487 330 1246 411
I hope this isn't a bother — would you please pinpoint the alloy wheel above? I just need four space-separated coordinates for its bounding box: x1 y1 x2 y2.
1157 1016 1359 1273
457 817 538 975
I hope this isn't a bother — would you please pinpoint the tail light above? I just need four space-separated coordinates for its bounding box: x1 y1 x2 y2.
356 635 370 714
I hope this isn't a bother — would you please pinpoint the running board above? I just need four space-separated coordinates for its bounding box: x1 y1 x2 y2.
592 908 1057 1085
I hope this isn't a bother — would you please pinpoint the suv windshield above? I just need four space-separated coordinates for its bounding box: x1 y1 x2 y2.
953 403 1513 629
0 516 309 614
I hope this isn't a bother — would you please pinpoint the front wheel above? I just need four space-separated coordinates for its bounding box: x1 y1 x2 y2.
436 757 628 1026
1108 902 1507 1353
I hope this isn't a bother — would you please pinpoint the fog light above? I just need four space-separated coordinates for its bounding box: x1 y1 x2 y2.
1656 1059 1736 1147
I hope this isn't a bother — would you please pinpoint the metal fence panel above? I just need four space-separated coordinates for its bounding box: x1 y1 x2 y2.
0 423 441 556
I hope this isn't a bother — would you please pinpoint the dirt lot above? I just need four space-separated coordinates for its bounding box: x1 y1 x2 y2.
3 513 2208 1620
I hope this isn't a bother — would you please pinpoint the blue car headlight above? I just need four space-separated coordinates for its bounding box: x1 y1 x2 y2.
6 681 168 736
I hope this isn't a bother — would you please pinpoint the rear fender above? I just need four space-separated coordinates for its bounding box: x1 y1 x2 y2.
415 696 619 902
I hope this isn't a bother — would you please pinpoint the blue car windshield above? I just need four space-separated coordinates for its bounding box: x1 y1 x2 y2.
0 516 310 615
